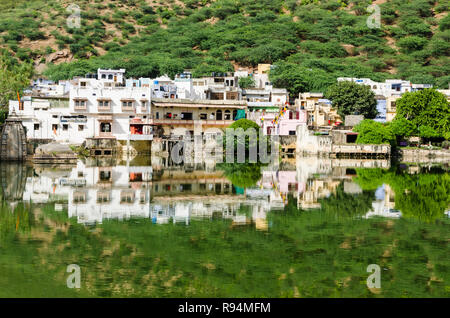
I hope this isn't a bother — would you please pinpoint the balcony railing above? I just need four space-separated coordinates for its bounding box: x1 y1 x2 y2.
74 104 87 111
98 105 112 112
98 132 113 138
149 118 235 126
122 106 135 112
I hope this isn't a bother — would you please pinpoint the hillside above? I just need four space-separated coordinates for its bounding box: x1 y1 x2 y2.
0 0 449 96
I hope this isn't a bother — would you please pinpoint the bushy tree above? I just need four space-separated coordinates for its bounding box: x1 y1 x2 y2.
0 52 33 111
326 81 378 119
395 88 449 138
238 76 255 89
353 119 395 145
390 117 417 138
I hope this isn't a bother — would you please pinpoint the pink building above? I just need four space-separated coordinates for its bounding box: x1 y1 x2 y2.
247 102 307 136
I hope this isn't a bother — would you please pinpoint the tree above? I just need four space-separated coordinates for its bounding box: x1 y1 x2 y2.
395 88 450 138
238 76 255 89
353 119 395 145
326 81 378 119
0 53 33 111
218 162 262 188
390 117 417 138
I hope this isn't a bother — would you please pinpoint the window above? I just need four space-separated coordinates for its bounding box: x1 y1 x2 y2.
216 110 222 120
224 110 231 120
63 124 68 131
78 125 84 131
101 74 106 79
100 122 111 133
99 100 110 108
73 191 86 204
155 112 159 119
181 112 193 120
97 191 110 203
52 124 58 131
34 124 39 131
108 74 113 80
122 101 133 108
75 100 86 107
199 113 207 120
99 170 111 182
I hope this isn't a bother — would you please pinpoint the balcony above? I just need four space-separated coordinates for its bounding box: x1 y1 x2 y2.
149 118 235 126
122 105 135 113
98 105 112 112
121 99 135 113
73 98 88 111
74 104 87 111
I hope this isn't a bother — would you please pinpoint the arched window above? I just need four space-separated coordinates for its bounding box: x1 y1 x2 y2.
108 74 113 80
216 110 222 120
232 110 237 120
224 110 231 120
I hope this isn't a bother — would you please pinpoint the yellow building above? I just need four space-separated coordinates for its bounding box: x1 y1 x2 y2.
296 93 341 127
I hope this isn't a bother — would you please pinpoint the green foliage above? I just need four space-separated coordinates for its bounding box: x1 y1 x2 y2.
390 117 417 138
326 81 378 119
0 51 34 110
218 162 262 188
1 0 449 93
395 89 450 138
397 36 429 53
354 167 450 222
353 119 396 145
238 76 255 89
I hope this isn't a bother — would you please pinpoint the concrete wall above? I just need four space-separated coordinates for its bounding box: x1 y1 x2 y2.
296 124 332 155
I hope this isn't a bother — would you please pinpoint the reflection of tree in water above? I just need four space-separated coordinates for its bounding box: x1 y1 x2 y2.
317 182 375 217
353 166 450 222
218 162 262 188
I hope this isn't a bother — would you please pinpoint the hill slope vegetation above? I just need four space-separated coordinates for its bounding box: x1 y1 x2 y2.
0 0 448 95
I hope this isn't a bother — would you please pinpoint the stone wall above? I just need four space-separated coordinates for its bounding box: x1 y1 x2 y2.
400 148 450 163
296 124 332 155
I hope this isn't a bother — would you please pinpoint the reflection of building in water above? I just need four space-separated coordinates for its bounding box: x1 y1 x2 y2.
151 159 247 226
273 156 389 210
67 161 152 224
21 160 153 225
0 163 30 210
365 184 401 218
17 154 400 226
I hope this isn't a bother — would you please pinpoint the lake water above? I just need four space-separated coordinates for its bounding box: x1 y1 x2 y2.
0 156 448 297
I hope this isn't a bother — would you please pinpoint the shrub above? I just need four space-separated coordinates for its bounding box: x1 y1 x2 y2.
353 120 396 145
398 36 428 53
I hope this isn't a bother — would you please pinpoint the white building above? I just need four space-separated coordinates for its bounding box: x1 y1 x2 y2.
9 69 154 144
70 75 153 143
337 77 433 98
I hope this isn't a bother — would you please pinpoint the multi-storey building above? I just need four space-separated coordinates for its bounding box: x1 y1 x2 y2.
70 70 153 143
150 98 246 138
296 93 341 127
337 77 433 98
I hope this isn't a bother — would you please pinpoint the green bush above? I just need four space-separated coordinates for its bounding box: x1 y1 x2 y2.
398 36 428 53
353 120 396 145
